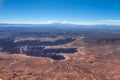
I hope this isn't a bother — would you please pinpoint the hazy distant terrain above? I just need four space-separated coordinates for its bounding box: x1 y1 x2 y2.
0 24 120 80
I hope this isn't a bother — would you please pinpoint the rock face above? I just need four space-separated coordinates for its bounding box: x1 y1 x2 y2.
0 36 120 80
0 38 77 60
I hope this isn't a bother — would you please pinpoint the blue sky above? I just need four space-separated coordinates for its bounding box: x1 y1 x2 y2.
0 0 120 25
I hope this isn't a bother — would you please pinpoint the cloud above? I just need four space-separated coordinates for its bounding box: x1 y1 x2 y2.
102 20 120 23
32 20 82 24
0 20 59 24
100 20 120 25
34 19 120 25
1 19 120 25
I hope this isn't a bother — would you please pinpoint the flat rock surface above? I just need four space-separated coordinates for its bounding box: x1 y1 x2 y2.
0 38 120 80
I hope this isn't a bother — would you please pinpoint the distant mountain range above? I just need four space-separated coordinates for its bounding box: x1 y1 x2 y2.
0 23 120 29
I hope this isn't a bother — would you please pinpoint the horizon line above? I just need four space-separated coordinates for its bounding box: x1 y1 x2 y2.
0 22 120 26
1 19 120 25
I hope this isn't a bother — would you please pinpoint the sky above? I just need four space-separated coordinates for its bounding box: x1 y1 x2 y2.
0 0 120 25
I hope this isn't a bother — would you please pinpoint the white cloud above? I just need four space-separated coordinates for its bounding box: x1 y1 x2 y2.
100 20 120 25
0 20 56 24
102 20 120 22
1 19 120 25
29 20 82 25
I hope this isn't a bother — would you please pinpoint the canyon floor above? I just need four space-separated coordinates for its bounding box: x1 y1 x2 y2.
0 37 120 80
